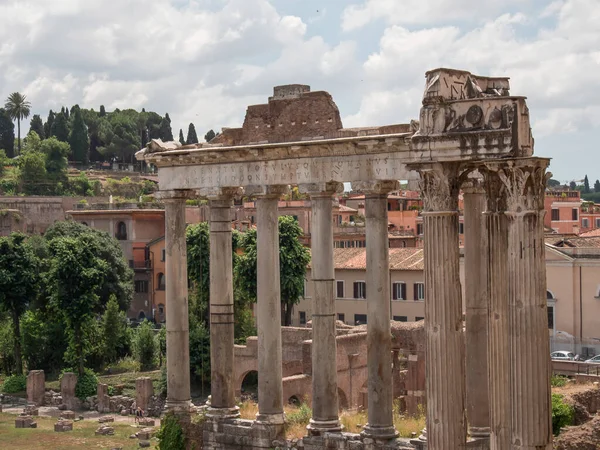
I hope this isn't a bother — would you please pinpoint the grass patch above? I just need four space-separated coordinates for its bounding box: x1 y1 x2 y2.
0 412 157 449
46 370 161 397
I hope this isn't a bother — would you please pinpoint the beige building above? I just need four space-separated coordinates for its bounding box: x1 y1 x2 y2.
294 248 425 326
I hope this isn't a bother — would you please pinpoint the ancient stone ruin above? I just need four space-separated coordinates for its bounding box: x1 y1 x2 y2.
136 68 552 449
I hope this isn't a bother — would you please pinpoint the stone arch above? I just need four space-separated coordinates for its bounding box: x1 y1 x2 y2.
116 221 127 240
288 395 301 406
240 370 258 394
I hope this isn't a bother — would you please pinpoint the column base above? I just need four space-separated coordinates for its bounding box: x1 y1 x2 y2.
307 418 343 435
205 406 240 419
253 414 286 442
469 427 490 439
164 400 194 415
361 423 399 441
255 412 285 425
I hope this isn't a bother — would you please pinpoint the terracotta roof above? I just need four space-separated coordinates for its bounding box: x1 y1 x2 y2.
331 247 424 271
337 205 358 213
551 236 600 249
580 228 600 237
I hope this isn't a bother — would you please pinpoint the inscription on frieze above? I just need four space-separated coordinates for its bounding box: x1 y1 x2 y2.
159 153 417 191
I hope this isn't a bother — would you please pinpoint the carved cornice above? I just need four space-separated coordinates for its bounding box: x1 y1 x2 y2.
196 187 243 201
350 180 399 196
245 184 290 198
154 189 196 202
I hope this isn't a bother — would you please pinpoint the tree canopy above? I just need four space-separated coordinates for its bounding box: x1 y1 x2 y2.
0 108 16 158
204 129 216 142
69 106 90 164
186 123 199 145
29 114 45 139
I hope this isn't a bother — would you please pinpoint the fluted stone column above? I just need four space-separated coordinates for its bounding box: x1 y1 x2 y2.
162 190 194 414
482 169 510 450
417 163 467 449
498 159 552 449
253 185 288 430
206 188 239 417
301 182 343 434
352 180 399 440
463 184 490 440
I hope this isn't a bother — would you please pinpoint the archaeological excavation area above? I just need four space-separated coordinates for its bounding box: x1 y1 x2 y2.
136 68 554 449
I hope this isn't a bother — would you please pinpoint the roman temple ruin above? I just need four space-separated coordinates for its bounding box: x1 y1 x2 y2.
136 68 552 449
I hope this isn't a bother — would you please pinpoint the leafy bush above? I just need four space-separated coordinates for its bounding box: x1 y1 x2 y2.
552 393 574 436
157 412 186 450
287 402 312 425
551 375 568 387
1 374 27 393
0 178 18 195
133 320 158 370
75 368 99 400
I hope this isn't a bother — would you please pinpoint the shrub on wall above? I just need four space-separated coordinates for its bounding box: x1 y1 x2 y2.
1 374 26 393
552 393 574 436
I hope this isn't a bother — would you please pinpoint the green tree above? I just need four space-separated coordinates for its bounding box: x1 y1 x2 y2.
546 178 561 188
50 111 69 142
21 309 68 375
68 106 90 164
133 320 157 370
595 180 600 193
0 150 8 177
569 181 577 190
159 114 173 141
43 110 55 140
204 129 216 142
41 137 70 191
23 130 42 154
178 129 185 145
186 123 198 145
44 221 133 312
4 92 31 155
18 151 48 195
99 105 106 117
47 235 110 375
236 215 310 325
101 295 129 364
0 108 15 158
584 175 590 194
29 114 45 139
0 233 40 375
97 110 141 163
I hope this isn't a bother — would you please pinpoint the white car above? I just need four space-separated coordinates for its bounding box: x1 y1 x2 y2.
551 351 576 361
584 355 600 364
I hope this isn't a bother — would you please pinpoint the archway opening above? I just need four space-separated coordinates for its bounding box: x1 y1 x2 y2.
288 395 301 406
241 370 258 397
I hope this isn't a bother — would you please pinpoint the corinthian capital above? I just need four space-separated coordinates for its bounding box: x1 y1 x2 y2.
410 162 466 212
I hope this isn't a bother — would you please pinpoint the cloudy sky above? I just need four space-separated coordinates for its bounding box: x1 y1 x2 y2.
1 0 599 182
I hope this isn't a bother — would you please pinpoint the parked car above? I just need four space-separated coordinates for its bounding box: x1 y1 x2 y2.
584 355 600 364
551 351 576 361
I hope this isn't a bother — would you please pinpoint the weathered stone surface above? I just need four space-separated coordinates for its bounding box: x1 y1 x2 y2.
60 410 76 420
98 416 115 423
135 377 153 412
136 427 155 440
23 405 39 416
139 441 151 448
15 415 34 429
26 370 45 406
60 372 77 411
54 419 73 432
138 418 155 427
97 383 110 413
95 425 115 436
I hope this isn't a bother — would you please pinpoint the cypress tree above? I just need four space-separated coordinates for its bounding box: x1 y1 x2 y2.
44 110 55 139
99 105 106 117
159 115 173 141
30 114 45 139
595 180 600 193
69 106 90 164
186 123 199 145
204 129 216 142
0 108 15 158
178 129 185 145
584 175 590 194
50 112 69 142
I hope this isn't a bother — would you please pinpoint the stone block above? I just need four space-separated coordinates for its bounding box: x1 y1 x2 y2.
60 410 76 420
15 415 34 428
97 383 110 413
60 372 77 411
23 405 39 416
135 377 153 412
137 427 155 440
138 418 155 426
139 441 151 448
121 409 129 416
26 370 45 406
54 419 73 432
95 425 115 436
98 416 115 423
29 422 37 428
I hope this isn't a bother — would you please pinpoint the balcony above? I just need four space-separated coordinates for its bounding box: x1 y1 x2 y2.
129 259 153 270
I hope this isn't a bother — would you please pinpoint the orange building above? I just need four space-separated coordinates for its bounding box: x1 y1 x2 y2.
581 202 600 234
544 190 582 234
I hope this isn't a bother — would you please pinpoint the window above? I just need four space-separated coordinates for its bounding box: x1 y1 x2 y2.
299 311 306 325
157 273 165 290
459 223 464 234
161 248 166 262
596 218 600 228
547 290 554 300
353 281 366 299
392 282 407 300
158 304 165 315
336 281 344 298
393 316 408 322
551 209 559 221
572 209 578 221
417 223 423 235
582 218 589 228
414 283 425 301
354 314 367 325
135 280 148 293
415 316 424 321
337 313 345 323
547 305 554 330
116 221 127 240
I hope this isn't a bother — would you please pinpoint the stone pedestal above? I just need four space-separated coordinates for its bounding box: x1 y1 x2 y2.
499 161 552 449
162 191 194 414
207 189 239 416
54 419 74 432
353 180 399 440
15 415 35 428
136 377 154 412
254 186 287 432
463 188 490 439
61 410 76 420
27 370 45 406
417 163 466 449
61 372 77 411
302 182 343 434
97 383 110 413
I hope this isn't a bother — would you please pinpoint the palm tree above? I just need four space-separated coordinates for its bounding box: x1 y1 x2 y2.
4 92 31 155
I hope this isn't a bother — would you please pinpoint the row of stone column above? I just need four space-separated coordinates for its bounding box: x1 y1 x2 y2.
160 180 403 440
417 159 552 450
